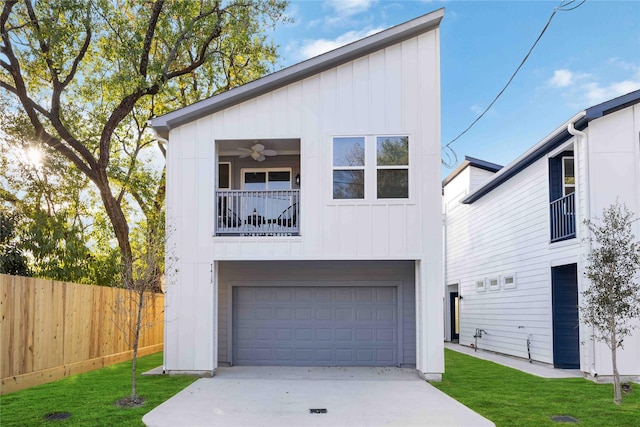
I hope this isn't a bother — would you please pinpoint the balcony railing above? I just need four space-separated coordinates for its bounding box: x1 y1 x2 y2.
550 192 576 242
216 189 300 236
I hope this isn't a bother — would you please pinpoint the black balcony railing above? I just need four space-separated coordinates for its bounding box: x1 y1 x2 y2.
216 189 300 236
550 192 576 242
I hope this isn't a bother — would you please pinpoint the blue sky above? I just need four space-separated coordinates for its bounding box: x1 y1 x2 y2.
268 0 640 177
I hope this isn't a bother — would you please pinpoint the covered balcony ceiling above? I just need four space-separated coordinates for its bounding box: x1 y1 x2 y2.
217 138 300 157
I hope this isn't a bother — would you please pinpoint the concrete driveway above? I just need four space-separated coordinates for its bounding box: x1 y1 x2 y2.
143 366 493 427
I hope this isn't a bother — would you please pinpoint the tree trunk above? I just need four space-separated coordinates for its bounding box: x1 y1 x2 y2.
610 319 622 405
131 289 145 399
95 172 133 287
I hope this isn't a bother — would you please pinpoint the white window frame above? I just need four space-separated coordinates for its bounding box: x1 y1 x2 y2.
562 156 575 196
502 274 517 289
331 134 410 201
218 161 231 189
375 135 409 200
475 279 486 292
240 167 292 190
331 136 366 200
488 277 500 291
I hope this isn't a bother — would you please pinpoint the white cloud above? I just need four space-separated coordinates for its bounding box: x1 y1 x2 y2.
298 27 384 59
548 69 575 88
583 77 640 106
470 104 484 115
546 64 640 107
326 0 374 18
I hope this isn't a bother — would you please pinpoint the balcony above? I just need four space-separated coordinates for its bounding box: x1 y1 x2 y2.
550 193 575 242
216 189 300 236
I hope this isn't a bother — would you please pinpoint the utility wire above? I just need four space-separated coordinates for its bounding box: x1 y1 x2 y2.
442 0 587 167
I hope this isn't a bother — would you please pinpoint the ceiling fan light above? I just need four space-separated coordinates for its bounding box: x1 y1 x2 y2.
251 151 261 160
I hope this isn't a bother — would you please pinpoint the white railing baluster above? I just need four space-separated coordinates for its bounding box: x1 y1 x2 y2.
215 189 300 236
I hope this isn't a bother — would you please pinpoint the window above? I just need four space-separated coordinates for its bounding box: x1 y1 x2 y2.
476 279 485 292
218 162 231 189
488 277 500 291
333 137 365 199
562 156 575 196
376 136 409 199
332 135 409 200
503 274 516 289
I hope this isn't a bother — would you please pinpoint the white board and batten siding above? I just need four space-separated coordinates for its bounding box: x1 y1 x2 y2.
164 27 444 373
584 104 640 377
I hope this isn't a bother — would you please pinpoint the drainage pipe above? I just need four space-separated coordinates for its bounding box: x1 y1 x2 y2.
567 121 597 377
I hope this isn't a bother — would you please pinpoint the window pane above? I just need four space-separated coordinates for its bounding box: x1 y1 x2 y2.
333 137 365 167
219 163 230 189
563 158 575 185
377 169 408 198
377 136 408 166
244 172 266 190
333 170 364 199
268 171 291 182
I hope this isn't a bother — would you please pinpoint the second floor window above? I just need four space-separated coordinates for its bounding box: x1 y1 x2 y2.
333 137 365 199
377 136 409 199
562 156 575 196
332 135 409 200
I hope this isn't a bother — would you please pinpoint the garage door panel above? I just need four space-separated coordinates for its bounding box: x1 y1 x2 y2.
233 286 398 366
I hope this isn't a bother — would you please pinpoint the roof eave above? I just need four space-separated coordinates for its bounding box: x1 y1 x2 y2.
151 8 444 139
460 111 586 204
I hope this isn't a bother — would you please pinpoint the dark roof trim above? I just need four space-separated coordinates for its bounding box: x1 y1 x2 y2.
586 89 640 120
460 113 584 204
151 8 444 138
442 156 502 187
461 89 640 204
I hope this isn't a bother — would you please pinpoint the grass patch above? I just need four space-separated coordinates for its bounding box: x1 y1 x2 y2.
0 352 197 426
432 349 640 427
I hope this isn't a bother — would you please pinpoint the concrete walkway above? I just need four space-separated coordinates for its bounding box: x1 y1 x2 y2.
445 343 584 379
143 366 494 427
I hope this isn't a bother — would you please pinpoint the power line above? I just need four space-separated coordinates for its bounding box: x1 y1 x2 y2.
442 0 587 167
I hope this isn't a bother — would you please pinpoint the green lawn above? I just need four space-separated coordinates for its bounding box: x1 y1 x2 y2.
2 349 638 426
432 349 640 427
0 353 197 427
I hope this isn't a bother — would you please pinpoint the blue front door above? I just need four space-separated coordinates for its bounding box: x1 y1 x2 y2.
551 264 580 369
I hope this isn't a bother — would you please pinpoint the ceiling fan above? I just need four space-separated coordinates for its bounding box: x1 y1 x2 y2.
237 143 277 162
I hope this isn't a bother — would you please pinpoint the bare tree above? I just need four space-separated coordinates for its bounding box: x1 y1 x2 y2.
581 201 640 404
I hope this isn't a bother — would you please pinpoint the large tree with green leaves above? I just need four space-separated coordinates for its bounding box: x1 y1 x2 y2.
1 0 286 281
581 201 640 405
1 0 288 401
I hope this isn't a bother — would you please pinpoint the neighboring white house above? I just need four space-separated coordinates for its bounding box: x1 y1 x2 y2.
443 90 640 381
151 9 445 379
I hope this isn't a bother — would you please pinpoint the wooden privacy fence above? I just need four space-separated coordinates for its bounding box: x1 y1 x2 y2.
0 274 164 394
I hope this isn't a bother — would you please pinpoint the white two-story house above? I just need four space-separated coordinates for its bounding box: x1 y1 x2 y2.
151 9 445 380
443 90 640 381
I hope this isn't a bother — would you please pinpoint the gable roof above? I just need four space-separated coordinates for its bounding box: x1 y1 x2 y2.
460 89 640 204
151 8 444 138
442 156 502 187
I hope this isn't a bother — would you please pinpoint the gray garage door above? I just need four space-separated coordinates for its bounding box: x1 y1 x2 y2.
233 286 398 366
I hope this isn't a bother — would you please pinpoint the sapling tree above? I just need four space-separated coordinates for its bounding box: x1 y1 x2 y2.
581 201 640 405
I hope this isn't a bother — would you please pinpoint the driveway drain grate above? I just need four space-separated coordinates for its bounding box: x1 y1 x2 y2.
551 415 579 423
44 412 71 421
309 409 328 414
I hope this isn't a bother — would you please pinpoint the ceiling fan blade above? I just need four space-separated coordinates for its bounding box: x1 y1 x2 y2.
238 152 251 158
256 154 266 162
237 147 252 153
262 150 277 156
252 143 265 152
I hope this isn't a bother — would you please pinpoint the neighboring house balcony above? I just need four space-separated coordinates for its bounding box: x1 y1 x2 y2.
550 192 575 242
549 149 576 243
216 189 300 236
